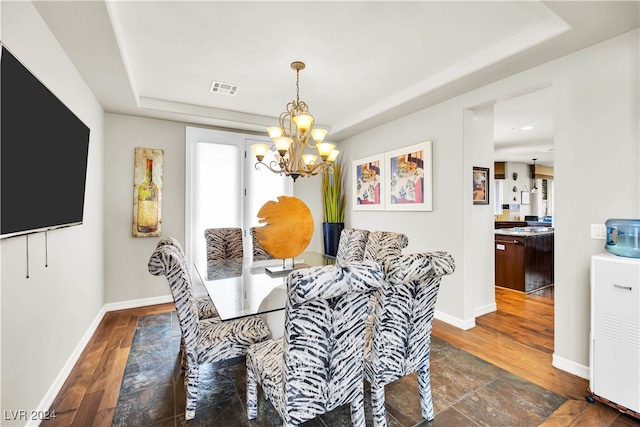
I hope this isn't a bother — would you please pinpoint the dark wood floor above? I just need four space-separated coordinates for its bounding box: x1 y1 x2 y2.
42 287 640 426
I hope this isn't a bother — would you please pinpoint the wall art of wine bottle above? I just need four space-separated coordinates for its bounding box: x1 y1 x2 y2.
132 147 164 237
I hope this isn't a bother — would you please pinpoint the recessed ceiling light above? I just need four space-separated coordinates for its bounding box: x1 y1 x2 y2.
521 125 534 130
210 81 238 96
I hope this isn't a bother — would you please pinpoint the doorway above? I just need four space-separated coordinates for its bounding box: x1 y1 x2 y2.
492 86 556 307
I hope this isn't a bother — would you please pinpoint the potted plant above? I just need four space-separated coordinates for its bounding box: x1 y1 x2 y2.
321 161 346 257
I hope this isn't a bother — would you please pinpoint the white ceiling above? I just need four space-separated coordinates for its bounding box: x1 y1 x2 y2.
33 1 639 167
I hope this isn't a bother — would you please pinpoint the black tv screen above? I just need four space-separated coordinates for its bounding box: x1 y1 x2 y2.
1 46 90 239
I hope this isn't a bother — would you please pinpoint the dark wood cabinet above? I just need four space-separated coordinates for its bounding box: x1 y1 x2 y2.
495 232 554 292
495 221 527 229
495 236 525 290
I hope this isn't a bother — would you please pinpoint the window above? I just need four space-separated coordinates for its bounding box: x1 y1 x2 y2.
186 127 292 270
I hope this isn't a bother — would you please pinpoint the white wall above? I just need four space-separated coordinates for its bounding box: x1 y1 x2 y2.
0 1 105 422
466 106 498 319
339 29 639 377
342 100 468 324
551 30 639 376
505 162 534 218
104 114 189 304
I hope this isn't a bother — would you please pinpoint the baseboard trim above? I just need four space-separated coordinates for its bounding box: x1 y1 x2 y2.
32 295 174 426
104 294 174 312
552 353 590 380
435 310 476 330
474 302 497 318
30 305 107 427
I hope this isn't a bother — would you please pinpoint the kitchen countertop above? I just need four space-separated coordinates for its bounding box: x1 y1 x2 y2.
495 227 554 237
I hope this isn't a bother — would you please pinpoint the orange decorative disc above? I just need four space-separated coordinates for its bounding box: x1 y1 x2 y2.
254 196 314 259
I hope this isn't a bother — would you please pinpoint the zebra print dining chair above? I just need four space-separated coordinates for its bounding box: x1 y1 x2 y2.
363 230 409 262
204 227 244 261
335 228 370 262
148 244 271 421
250 226 274 261
246 261 384 427
364 251 456 427
360 230 409 316
155 237 218 319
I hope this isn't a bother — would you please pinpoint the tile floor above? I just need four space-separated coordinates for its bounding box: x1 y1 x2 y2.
111 312 566 427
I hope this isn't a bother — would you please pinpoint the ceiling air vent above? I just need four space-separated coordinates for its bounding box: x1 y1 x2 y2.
210 81 238 96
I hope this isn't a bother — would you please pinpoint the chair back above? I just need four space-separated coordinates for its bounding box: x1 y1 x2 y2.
156 237 188 268
363 231 409 262
283 261 383 424
205 227 244 260
365 252 455 384
148 245 200 349
336 228 370 262
250 226 274 261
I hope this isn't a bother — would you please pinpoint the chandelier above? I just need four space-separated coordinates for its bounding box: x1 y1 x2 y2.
250 61 339 181
531 158 538 193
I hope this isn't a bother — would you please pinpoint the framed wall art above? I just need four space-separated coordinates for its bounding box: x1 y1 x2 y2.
473 166 490 205
352 154 384 210
385 141 433 211
133 147 164 237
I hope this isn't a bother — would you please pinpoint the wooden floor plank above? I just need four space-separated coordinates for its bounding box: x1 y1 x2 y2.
571 401 621 426
70 390 103 427
538 400 590 426
97 346 130 412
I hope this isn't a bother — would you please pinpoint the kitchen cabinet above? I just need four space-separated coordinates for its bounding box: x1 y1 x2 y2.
495 221 527 229
495 229 554 292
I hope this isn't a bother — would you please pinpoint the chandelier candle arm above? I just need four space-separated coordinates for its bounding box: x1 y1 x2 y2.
251 60 338 181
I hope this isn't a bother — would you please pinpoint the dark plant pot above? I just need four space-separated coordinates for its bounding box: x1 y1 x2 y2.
322 222 344 258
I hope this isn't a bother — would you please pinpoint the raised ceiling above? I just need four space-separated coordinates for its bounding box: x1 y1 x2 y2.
33 1 639 164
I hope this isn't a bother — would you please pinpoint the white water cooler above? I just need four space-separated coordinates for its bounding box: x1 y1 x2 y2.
589 253 640 416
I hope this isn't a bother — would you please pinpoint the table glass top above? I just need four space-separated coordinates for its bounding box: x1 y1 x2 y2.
191 252 333 321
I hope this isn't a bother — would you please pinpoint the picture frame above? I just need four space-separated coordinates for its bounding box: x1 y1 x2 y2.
352 154 385 210
472 166 490 205
521 190 530 205
385 141 433 211
133 147 164 237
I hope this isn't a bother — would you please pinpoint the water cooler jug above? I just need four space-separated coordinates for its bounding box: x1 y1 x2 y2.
605 219 640 258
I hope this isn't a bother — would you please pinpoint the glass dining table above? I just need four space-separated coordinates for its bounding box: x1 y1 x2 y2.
191 252 334 337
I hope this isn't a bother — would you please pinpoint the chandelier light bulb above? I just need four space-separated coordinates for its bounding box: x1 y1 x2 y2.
274 136 293 155
327 150 339 163
302 154 318 166
251 143 270 162
267 126 284 139
292 114 313 135
311 128 327 143
317 142 336 161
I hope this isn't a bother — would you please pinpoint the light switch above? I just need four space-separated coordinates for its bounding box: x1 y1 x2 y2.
591 224 606 239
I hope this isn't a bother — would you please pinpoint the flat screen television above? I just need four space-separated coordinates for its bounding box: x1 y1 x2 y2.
1 46 91 239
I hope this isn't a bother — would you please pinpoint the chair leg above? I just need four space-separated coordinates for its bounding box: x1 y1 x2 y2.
180 336 187 372
418 365 435 421
370 383 387 427
350 389 366 427
246 368 258 420
184 354 199 421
